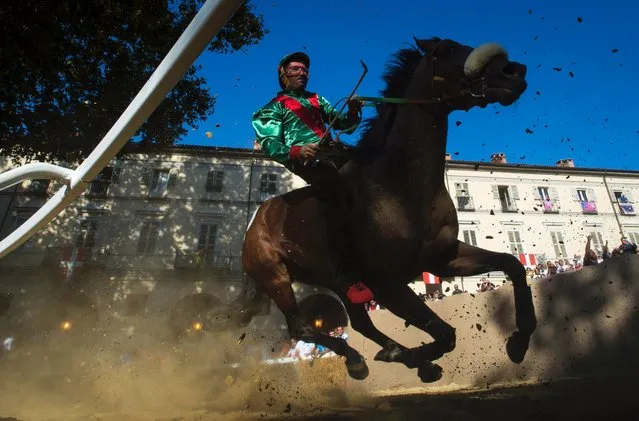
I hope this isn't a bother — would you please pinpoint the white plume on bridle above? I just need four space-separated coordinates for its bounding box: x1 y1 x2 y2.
463 43 507 78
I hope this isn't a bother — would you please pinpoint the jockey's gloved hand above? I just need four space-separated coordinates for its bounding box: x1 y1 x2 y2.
347 95 364 116
299 143 319 160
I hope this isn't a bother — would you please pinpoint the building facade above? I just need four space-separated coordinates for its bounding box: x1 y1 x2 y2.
0 147 637 332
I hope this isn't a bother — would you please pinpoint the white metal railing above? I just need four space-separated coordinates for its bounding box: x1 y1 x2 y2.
0 0 245 259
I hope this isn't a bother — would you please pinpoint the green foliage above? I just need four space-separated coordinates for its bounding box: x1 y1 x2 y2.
0 0 267 162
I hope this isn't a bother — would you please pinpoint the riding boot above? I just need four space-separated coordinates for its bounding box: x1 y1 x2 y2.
312 167 374 305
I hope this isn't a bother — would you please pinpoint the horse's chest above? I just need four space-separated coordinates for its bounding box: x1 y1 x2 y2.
368 195 416 239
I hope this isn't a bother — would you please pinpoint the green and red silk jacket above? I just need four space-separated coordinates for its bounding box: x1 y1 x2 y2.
251 90 361 166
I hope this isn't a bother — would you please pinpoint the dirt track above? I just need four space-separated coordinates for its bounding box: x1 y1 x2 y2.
2 374 637 421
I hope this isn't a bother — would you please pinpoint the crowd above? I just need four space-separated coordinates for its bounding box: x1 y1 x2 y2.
528 235 638 280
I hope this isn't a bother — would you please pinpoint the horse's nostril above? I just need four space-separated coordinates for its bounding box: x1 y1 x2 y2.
503 63 517 75
502 62 527 78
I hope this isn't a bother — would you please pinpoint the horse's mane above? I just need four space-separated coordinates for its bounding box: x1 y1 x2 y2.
351 42 430 163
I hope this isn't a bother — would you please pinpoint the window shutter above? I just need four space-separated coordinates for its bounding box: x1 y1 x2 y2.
571 189 580 201
491 185 499 199
167 168 179 187
111 167 122 184
626 191 634 203
549 187 559 201
510 185 520 200
587 188 596 202
140 168 150 186
532 186 540 200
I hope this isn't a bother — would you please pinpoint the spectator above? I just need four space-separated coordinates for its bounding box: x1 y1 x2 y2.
335 326 348 342
479 278 495 292
451 284 464 295
583 235 598 267
619 237 638 255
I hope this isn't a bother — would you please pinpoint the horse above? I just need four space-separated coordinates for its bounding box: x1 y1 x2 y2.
241 37 536 382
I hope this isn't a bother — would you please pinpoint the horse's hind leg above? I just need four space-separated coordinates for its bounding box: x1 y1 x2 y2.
430 240 537 363
257 263 369 379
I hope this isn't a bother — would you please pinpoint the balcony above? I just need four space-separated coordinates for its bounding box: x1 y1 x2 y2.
542 200 559 214
42 246 108 272
174 249 241 273
619 203 636 215
85 180 110 199
580 201 598 214
456 195 475 211
500 201 518 213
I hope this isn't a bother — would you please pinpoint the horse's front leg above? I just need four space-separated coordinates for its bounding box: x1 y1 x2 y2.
370 282 455 383
426 240 537 364
334 289 409 364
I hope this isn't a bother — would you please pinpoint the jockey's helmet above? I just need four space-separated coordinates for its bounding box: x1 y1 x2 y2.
278 52 310 89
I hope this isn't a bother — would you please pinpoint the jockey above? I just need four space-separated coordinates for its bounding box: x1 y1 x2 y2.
251 51 373 305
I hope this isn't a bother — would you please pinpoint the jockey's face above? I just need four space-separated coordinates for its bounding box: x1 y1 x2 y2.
283 61 309 92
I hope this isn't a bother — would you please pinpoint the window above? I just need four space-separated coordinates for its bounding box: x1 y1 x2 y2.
590 231 604 254
206 170 225 193
455 182 474 211
260 173 277 200
538 187 550 201
627 232 639 245
613 191 635 215
495 185 518 212
10 209 36 248
550 231 567 258
197 223 217 253
137 221 161 254
75 219 99 249
537 186 559 213
462 229 477 246
26 179 50 194
576 188 597 214
150 170 170 193
507 230 523 255
87 167 114 198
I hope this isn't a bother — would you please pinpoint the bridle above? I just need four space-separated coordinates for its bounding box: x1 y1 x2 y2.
360 39 488 109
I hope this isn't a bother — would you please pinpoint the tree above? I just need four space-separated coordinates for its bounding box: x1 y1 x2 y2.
0 0 267 162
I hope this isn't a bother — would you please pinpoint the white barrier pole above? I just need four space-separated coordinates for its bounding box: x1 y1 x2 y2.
0 0 246 259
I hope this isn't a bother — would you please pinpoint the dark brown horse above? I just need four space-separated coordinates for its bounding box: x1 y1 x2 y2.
242 37 536 382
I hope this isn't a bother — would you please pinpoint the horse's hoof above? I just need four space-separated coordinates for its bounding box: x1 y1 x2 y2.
374 342 404 363
346 356 369 380
506 331 531 364
417 361 443 383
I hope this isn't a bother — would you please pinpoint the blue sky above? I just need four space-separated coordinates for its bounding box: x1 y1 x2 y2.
177 0 637 170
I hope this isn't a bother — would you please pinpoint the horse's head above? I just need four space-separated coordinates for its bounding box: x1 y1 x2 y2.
414 38 527 109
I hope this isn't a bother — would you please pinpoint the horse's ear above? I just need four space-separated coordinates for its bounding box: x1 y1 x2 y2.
414 36 428 52
414 37 439 54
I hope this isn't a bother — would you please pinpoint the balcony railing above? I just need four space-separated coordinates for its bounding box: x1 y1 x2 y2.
174 249 241 272
500 201 518 213
542 200 559 214
456 195 475 211
85 180 110 198
619 203 636 215
580 201 598 214
43 246 108 268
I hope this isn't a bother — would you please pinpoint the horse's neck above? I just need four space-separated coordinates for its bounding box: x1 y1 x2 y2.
383 57 449 191
382 103 449 194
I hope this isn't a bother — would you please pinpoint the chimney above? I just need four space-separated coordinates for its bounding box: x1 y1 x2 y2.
490 153 507 164
556 158 575 168
445 153 452 161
